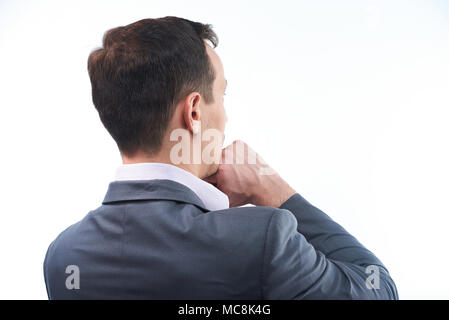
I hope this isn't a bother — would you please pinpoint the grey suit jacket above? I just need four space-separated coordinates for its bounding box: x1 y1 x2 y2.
43 179 398 299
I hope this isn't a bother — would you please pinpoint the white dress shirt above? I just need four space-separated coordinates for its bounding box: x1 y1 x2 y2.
115 162 230 211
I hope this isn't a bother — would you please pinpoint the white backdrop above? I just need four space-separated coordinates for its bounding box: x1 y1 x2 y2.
1 0 448 299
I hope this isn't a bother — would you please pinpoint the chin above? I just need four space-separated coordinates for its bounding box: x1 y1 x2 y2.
205 162 219 177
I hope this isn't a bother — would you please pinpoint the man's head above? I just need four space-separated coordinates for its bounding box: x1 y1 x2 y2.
88 16 227 178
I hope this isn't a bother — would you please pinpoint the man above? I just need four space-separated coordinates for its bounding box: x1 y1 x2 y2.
43 16 398 299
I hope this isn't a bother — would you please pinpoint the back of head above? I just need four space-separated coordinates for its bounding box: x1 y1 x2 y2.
87 16 219 157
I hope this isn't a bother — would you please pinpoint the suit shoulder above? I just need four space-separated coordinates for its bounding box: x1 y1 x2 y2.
212 205 277 218
206 205 295 228
45 208 99 254
213 205 294 219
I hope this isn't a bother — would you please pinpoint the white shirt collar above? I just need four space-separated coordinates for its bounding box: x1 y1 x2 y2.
114 162 229 211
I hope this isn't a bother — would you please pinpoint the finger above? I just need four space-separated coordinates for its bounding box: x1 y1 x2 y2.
221 145 234 164
203 172 218 185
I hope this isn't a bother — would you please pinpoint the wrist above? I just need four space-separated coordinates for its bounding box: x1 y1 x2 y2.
250 173 296 207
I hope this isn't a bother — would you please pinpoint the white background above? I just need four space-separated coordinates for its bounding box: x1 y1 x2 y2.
1 0 448 299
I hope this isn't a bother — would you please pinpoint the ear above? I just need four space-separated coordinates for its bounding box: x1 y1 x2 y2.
183 92 201 134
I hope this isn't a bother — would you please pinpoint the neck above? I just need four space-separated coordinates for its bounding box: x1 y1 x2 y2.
122 151 205 178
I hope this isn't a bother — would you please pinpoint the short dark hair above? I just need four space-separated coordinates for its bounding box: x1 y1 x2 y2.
87 16 219 156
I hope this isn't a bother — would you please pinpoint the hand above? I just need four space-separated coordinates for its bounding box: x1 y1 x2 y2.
203 140 296 208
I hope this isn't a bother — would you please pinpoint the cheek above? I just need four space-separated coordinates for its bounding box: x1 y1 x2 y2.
207 104 226 130
218 104 227 130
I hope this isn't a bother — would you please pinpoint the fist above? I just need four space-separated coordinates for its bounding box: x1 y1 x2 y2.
203 140 296 208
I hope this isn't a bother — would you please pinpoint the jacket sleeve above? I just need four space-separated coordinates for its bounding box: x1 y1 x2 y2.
261 193 399 299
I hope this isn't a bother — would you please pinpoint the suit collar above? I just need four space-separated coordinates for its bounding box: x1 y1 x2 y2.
102 179 210 212
114 163 229 211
